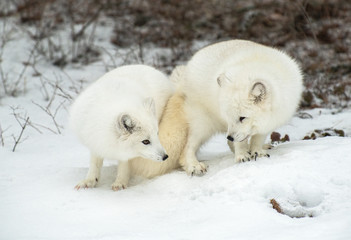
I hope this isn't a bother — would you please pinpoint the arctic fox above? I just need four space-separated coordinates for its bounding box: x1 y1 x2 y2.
70 65 174 190
117 91 187 188
177 40 303 175
110 67 189 189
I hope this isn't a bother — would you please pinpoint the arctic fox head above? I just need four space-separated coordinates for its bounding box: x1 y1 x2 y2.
114 98 168 162
217 72 272 142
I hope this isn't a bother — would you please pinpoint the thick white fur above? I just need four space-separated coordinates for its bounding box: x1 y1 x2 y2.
70 65 174 190
127 93 187 178
178 40 303 174
115 68 189 188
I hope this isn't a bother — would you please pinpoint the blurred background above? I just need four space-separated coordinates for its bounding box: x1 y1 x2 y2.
1 0 350 109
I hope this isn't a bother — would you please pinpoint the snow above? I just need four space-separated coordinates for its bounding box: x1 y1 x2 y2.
1 130 351 239
1 19 351 240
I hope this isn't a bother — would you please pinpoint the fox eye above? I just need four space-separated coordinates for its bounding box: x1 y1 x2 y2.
142 140 150 145
239 117 246 123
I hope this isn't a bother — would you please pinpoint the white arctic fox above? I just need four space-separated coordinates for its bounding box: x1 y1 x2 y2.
70 65 174 190
177 40 303 175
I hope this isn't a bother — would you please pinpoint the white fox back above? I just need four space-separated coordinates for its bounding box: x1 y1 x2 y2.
70 65 174 161
182 40 303 134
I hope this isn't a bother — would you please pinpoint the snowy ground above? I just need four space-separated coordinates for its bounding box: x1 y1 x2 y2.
1 108 351 240
1 19 351 240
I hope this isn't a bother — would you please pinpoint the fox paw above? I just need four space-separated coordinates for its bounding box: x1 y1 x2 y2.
111 180 127 191
250 149 270 160
75 178 98 190
184 161 208 176
235 152 252 163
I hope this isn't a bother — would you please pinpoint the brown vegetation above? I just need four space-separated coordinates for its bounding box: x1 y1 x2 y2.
1 0 350 108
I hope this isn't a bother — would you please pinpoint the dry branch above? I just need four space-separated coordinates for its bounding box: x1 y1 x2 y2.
11 114 30 152
32 100 65 134
0 123 10 147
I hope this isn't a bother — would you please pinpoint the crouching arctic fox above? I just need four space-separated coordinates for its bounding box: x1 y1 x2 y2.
119 91 187 188
98 68 189 189
70 65 174 190
177 40 303 175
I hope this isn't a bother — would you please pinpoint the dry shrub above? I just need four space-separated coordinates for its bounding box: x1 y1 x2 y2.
1 0 350 108
108 0 351 109
2 0 105 67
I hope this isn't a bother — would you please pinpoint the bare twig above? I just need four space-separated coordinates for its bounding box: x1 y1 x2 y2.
68 3 103 42
0 18 15 97
99 46 118 72
0 124 4 147
52 83 73 101
32 100 65 134
12 116 29 152
137 40 144 64
294 1 319 45
0 123 10 147
46 81 58 109
0 63 10 98
15 114 43 134
12 106 59 134
51 71 74 101
38 77 50 101
10 40 39 96
57 68 85 95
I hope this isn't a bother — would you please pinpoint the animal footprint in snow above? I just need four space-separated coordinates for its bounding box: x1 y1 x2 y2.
270 182 325 218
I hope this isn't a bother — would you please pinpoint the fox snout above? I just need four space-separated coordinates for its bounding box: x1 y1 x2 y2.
156 151 168 161
159 148 169 161
227 135 234 142
227 133 249 142
153 147 168 161
155 141 168 161
141 148 168 162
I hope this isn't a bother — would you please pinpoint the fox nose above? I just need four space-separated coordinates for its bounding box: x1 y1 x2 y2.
162 154 168 161
227 135 234 142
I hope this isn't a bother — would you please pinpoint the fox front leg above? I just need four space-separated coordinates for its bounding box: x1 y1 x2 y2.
179 131 208 176
249 134 270 160
233 140 251 163
180 144 208 176
75 153 103 190
112 160 130 191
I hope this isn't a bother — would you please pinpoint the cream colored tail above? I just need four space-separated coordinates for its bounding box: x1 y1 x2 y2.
128 92 188 178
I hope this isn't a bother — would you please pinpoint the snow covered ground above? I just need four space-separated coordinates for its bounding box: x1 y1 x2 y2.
1 107 351 240
1 19 351 240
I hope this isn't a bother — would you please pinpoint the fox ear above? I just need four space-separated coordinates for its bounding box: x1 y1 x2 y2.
143 97 156 115
117 114 136 134
217 73 232 87
251 82 266 104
